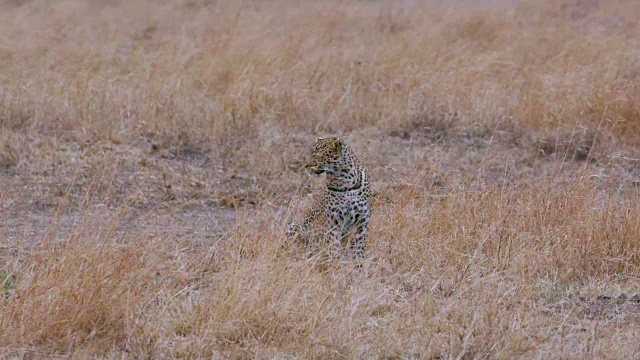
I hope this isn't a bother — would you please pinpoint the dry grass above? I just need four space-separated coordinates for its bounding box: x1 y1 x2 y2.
1 0 640 358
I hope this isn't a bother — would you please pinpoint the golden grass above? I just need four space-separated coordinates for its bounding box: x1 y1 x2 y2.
1 0 640 358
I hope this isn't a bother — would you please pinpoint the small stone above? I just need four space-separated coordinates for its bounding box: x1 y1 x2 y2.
631 294 640 303
597 295 612 301
619 293 628 300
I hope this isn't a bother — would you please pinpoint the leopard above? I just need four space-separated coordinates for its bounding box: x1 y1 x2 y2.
287 137 371 259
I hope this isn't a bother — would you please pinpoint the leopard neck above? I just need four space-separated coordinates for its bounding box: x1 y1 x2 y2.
327 161 364 192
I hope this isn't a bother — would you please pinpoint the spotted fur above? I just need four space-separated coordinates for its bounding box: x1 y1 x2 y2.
287 137 371 259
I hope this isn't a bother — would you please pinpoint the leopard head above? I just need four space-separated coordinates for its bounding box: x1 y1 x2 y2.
305 137 343 176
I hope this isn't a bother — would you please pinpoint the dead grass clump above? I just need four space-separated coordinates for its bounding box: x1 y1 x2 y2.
388 106 459 143
586 82 640 146
537 125 602 162
373 180 640 281
0 140 19 170
448 9 514 51
0 220 162 353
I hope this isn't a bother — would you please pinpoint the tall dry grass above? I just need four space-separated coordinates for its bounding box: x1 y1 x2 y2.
1 0 640 358
2 181 639 358
1 0 639 145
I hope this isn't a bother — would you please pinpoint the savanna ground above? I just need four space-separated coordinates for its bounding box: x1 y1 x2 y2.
1 0 639 358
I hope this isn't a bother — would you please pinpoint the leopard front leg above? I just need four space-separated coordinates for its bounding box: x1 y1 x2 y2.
346 221 368 259
288 197 326 245
345 203 370 259
333 213 369 260
329 227 344 258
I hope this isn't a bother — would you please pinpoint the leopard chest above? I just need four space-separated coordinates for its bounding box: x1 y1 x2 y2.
323 189 370 230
